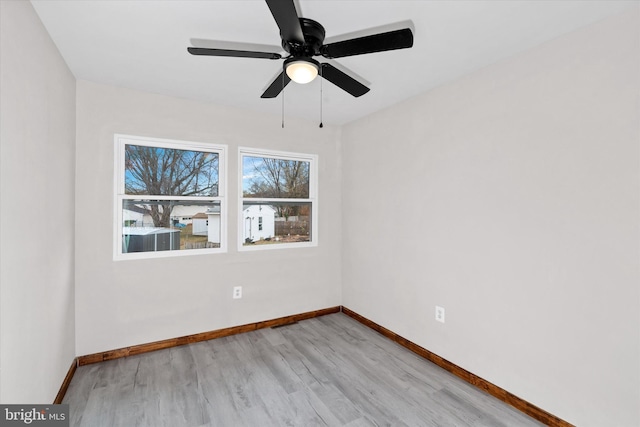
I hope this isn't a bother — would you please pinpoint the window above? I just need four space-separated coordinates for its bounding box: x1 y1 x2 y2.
240 148 317 250
114 135 226 259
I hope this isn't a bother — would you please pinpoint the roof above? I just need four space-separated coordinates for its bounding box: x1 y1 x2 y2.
123 227 180 236
123 205 149 215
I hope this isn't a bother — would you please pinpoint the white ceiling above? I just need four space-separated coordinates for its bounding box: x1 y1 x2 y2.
31 0 634 126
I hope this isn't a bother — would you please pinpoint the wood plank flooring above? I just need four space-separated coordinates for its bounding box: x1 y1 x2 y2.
63 313 544 426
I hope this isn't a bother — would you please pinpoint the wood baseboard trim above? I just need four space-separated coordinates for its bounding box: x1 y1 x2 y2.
77 306 341 366
54 358 78 404
341 306 574 427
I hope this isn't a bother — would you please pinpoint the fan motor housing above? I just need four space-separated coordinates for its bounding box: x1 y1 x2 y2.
282 18 326 57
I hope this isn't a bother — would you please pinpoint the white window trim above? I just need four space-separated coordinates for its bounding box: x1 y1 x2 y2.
239 147 318 252
114 134 227 260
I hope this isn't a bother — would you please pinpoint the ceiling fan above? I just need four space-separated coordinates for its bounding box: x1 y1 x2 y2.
187 0 414 99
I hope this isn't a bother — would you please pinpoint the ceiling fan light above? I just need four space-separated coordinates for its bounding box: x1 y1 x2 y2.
285 59 319 84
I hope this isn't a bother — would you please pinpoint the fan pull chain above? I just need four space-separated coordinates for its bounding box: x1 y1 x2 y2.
319 65 323 128
281 72 285 128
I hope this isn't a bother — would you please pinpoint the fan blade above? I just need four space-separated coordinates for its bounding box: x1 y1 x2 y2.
188 47 281 60
320 63 369 97
190 39 283 53
321 28 413 59
265 0 304 44
261 71 292 98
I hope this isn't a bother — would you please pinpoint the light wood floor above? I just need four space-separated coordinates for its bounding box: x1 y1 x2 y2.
63 313 544 426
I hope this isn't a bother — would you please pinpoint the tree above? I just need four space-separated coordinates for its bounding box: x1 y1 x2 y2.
245 157 309 219
125 145 218 227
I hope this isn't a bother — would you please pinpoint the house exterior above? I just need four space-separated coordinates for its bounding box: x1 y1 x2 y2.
170 205 206 225
122 207 145 227
243 205 276 242
122 204 214 228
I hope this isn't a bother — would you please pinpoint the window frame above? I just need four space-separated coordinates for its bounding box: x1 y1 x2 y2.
239 147 318 251
114 134 227 260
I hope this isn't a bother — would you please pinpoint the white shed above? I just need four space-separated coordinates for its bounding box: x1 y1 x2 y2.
192 207 221 244
206 207 221 244
243 205 276 242
192 212 209 236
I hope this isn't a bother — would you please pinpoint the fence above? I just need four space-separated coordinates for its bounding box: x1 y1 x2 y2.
184 241 220 249
275 219 310 237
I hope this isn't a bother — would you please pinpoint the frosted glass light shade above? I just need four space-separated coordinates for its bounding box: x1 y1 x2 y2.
285 60 319 84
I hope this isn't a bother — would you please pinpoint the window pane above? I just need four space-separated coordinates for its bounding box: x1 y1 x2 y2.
242 202 311 246
125 145 219 196
242 156 309 198
122 200 221 253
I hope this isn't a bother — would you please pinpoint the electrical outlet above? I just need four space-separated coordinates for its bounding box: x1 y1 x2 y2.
435 306 445 323
233 286 242 299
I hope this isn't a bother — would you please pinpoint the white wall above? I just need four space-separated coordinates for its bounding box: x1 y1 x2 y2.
75 81 342 355
341 7 639 427
0 0 76 403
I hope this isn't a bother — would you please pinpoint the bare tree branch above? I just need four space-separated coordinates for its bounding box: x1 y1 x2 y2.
125 145 219 227
245 157 309 218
